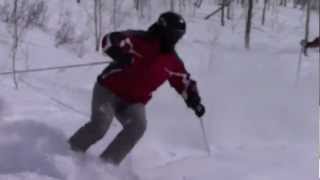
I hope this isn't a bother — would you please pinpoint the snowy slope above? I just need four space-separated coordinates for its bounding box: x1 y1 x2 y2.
0 1 318 180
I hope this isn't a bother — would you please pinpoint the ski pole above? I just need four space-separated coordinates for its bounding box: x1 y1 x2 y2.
199 117 211 156
0 61 111 76
295 45 304 85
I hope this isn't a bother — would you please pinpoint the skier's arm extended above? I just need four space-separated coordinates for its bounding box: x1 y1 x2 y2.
101 31 134 65
168 59 205 117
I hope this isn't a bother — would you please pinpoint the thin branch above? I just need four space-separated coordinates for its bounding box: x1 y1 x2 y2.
204 0 233 20
0 61 111 76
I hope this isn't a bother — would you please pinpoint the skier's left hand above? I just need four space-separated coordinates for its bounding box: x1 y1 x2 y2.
194 104 205 117
185 94 205 117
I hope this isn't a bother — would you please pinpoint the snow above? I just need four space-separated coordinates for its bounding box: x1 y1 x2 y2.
0 1 318 180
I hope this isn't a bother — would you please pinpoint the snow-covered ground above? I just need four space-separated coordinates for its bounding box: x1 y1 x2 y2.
0 1 318 180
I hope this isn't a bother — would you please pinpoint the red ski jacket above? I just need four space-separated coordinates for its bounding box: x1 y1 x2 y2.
99 30 201 105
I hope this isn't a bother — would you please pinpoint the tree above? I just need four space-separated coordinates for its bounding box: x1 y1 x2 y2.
179 0 187 12
170 0 175 11
261 0 268 25
303 0 311 55
226 1 232 20
318 0 320 73
12 0 19 89
221 0 226 26
241 0 246 7
245 0 253 49
134 0 150 18
194 0 203 8
1 0 47 88
279 0 287 7
204 0 233 20
94 0 102 51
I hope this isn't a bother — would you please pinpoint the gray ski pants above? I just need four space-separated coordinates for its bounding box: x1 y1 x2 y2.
68 82 146 165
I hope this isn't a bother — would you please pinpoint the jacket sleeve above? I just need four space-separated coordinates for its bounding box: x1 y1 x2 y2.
306 37 320 48
101 31 134 64
168 58 202 107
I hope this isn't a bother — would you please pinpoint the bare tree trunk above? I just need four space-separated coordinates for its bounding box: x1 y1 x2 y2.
93 0 102 51
135 0 139 10
262 0 268 25
245 0 253 49
293 0 297 8
112 0 117 29
304 0 311 55
77 0 80 3
98 0 102 48
194 0 203 8
135 0 144 17
204 0 233 20
227 1 232 20
179 0 187 12
241 0 246 7
318 0 320 108
94 0 99 51
221 0 225 26
12 0 19 89
170 0 175 11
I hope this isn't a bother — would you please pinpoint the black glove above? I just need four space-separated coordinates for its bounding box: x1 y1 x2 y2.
106 46 133 65
186 95 205 117
194 104 205 117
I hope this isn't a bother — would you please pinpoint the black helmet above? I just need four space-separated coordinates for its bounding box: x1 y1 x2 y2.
157 12 186 39
148 11 186 52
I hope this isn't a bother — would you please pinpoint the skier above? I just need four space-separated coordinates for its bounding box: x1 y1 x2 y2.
68 11 206 166
301 37 320 49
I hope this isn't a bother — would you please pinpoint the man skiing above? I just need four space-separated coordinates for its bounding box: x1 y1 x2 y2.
68 11 206 166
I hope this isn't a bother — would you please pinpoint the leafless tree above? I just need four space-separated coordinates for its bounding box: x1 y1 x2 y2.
179 0 187 12
134 0 149 17
245 0 253 49
12 0 19 89
221 0 226 26
170 0 175 11
55 13 75 47
94 0 102 51
303 0 311 55
226 1 232 20
0 0 47 88
318 0 320 62
219 0 232 24
204 0 233 20
112 0 118 29
194 0 203 8
279 0 287 7
261 0 268 25
241 0 246 7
